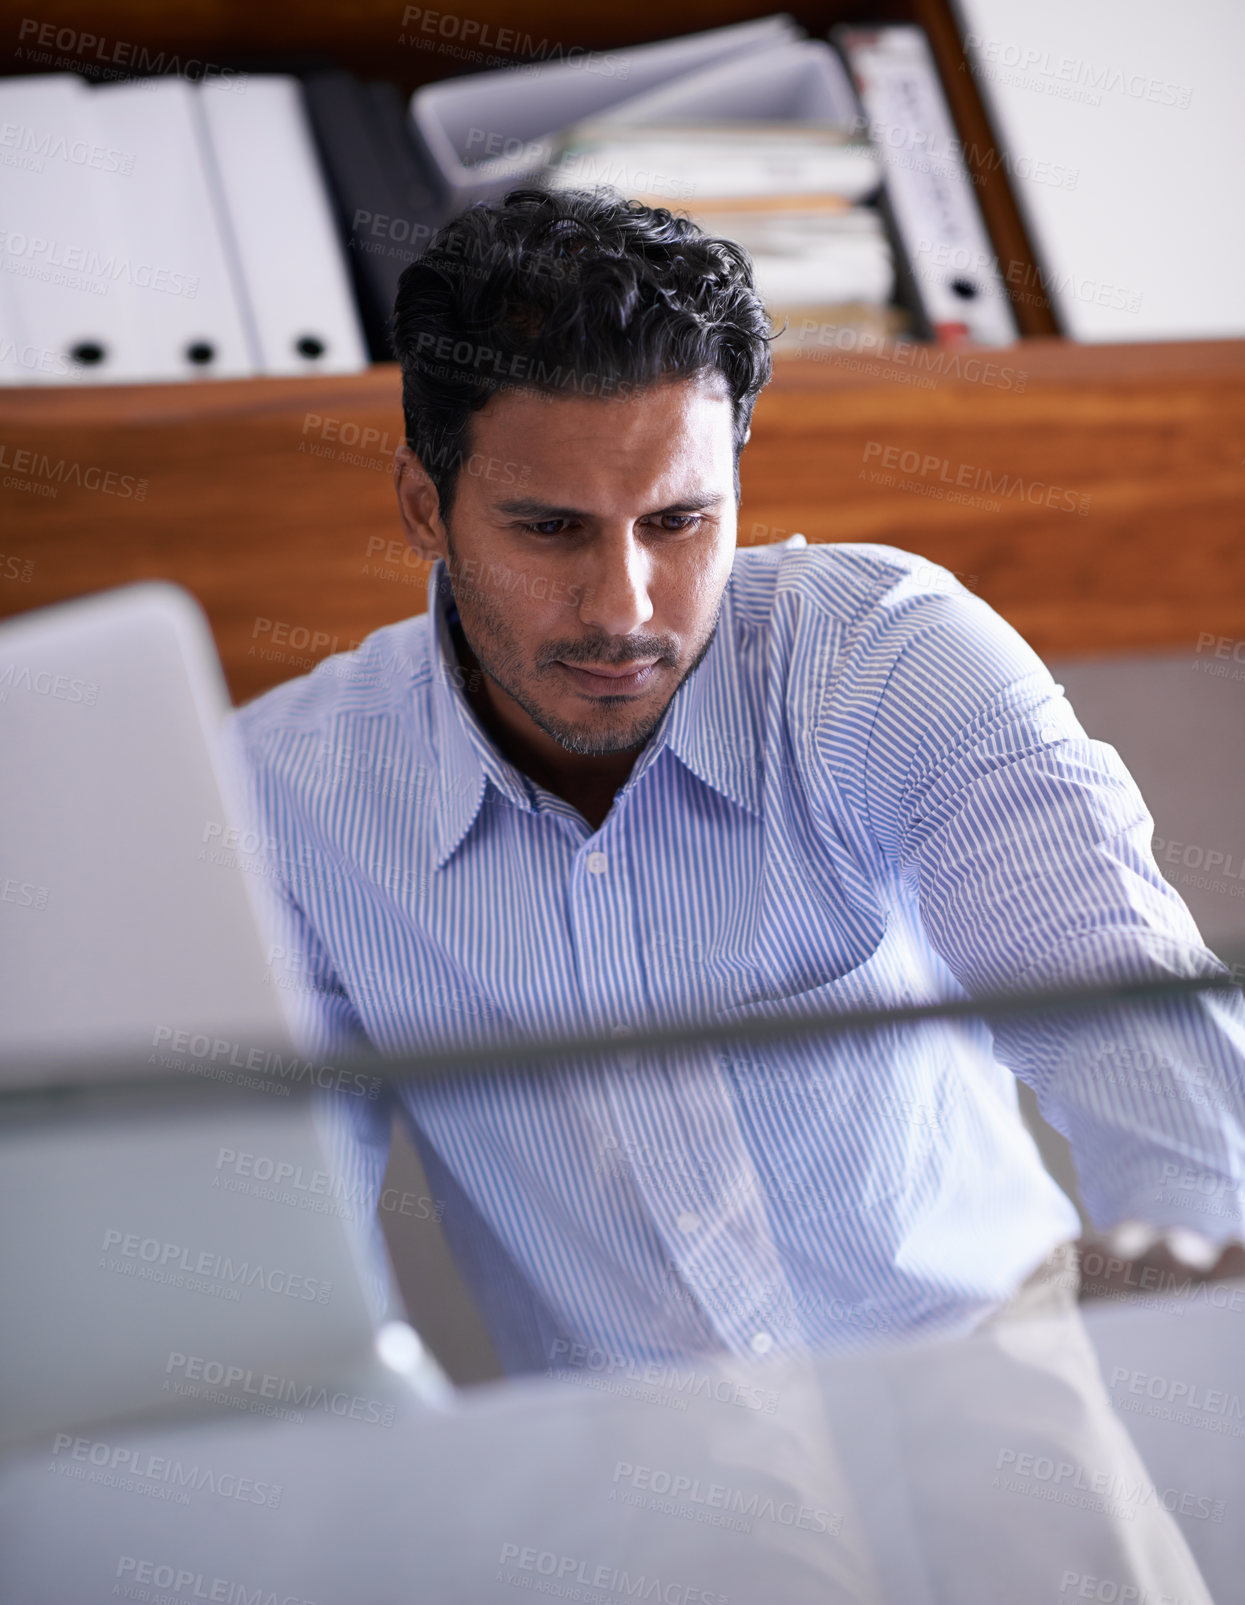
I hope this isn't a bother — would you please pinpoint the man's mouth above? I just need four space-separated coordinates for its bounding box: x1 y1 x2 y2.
556 659 661 694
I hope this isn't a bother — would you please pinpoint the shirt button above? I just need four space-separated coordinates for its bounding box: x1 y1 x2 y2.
586 851 608 875
749 1331 774 1356
1039 723 1061 744
676 1211 701 1233
610 1023 637 1072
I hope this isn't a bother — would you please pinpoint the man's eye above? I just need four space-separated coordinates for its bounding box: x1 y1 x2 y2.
649 514 703 533
517 514 703 536
520 520 571 536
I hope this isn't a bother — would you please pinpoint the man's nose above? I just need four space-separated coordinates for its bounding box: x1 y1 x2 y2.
576 530 655 639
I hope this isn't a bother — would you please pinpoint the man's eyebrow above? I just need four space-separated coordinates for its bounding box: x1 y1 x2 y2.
493 491 725 520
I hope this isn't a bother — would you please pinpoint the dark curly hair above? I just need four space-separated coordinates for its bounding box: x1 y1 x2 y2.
390 186 774 519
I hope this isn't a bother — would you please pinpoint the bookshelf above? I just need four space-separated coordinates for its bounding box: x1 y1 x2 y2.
3 2 1242 703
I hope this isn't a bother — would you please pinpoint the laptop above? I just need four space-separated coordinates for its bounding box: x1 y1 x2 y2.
0 583 448 1450
0 582 290 1073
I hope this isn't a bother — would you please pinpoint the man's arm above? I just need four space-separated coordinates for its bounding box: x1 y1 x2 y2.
814 564 1245 1253
227 714 398 1321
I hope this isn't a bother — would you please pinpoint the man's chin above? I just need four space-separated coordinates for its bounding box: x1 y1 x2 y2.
538 710 664 758
526 694 668 758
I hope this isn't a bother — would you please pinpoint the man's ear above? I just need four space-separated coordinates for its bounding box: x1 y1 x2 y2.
394 443 449 563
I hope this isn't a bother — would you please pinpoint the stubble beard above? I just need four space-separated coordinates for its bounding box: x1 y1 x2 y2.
443 535 723 757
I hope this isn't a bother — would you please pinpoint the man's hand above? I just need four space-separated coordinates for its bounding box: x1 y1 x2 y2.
1078 1220 1245 1300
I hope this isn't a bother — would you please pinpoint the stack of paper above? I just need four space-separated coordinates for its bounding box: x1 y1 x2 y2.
408 15 802 209
545 121 901 352
547 122 883 207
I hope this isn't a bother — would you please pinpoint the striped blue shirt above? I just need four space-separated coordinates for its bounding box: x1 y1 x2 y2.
233 537 1245 1375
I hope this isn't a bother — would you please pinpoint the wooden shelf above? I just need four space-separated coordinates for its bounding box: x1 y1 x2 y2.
3 339 1243 704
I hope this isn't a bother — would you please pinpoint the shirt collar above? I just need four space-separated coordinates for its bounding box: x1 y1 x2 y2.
646 573 763 820
426 555 762 869
427 561 532 869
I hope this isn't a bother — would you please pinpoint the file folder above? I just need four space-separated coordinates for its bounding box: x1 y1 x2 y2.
0 74 124 386
302 69 437 361
88 76 257 381
836 25 1018 345
199 74 368 376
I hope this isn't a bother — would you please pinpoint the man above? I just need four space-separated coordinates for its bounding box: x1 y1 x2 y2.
235 187 1240 1589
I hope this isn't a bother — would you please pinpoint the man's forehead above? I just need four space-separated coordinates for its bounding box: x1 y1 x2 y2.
490 484 727 521
468 375 735 502
474 371 732 439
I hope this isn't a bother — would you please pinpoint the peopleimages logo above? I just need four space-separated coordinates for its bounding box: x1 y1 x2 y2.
211 1145 447 1225
114 1556 314 1604
0 440 150 497
51 1433 282 1507
398 8 630 79
963 34 1193 109
14 18 247 90
1108 1366 1245 1423
1 875 49 910
150 1024 382 1100
1058 1570 1202 1603
496 1544 723 1603
861 440 1091 515
100 1228 332 1304
993 1447 1225 1523
611 1460 843 1536
0 660 99 704
547 1339 780 1414
164 1351 397 1427
0 114 134 172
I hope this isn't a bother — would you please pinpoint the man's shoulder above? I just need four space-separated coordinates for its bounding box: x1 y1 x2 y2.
729 537 970 633
232 612 434 756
